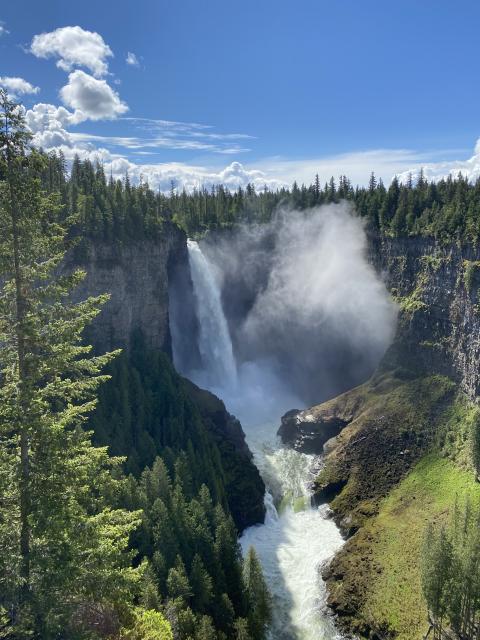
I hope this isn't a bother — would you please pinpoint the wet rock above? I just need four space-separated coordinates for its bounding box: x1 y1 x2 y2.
314 479 348 505
278 409 349 454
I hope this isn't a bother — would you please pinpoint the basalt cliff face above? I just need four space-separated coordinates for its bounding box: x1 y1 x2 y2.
278 234 480 638
65 222 195 356
368 234 480 400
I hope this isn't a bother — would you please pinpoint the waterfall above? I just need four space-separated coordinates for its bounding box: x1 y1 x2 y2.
186 239 237 389
177 239 344 640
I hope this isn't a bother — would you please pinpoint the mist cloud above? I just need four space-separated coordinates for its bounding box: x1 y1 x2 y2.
203 203 397 404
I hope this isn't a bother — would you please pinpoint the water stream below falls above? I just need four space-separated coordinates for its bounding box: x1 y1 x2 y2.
174 240 345 640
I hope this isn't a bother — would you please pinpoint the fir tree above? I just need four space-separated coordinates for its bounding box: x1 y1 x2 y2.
0 89 141 637
242 547 272 640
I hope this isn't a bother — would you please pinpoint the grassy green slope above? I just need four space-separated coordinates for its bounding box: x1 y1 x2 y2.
325 395 480 639
361 454 480 639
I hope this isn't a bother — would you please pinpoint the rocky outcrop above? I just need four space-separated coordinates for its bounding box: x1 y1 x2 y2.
65 221 194 356
278 408 349 454
184 379 266 530
66 225 264 531
279 235 480 464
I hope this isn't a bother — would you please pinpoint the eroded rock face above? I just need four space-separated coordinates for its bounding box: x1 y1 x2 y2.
278 408 349 454
65 226 265 531
294 234 480 637
65 222 192 356
368 233 480 401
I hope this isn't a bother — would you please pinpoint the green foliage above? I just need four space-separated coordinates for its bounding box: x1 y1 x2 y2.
0 90 141 637
472 412 480 475
119 609 173 640
464 260 480 294
91 337 229 499
88 335 269 639
334 453 480 640
242 548 272 640
0 91 271 640
422 501 480 639
91 336 264 531
421 525 454 633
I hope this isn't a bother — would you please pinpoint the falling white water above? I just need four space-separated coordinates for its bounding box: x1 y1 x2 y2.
178 240 345 640
187 239 237 388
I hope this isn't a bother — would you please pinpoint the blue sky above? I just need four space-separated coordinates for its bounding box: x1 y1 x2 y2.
1 0 480 190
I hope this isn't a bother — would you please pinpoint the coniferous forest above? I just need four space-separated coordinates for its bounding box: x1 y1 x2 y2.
4 4 480 640
25 138 480 246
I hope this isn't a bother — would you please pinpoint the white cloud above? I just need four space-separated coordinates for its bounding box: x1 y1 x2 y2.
24 102 115 162
24 98 480 194
30 26 113 77
396 139 480 184
251 149 436 188
0 22 9 37
126 51 139 67
25 103 82 148
21 105 279 192
0 76 39 98
104 158 284 193
59 70 128 120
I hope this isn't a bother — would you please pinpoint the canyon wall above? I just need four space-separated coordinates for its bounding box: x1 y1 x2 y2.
65 221 194 356
368 233 480 400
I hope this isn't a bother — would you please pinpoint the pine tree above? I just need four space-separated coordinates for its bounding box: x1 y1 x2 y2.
421 525 453 639
242 547 272 640
234 618 252 640
167 556 192 602
190 554 213 612
471 411 480 479
195 615 218 640
120 609 173 640
0 90 141 637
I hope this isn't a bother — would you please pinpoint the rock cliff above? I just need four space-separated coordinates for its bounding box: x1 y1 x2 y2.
368 233 480 399
66 221 194 356
67 222 265 531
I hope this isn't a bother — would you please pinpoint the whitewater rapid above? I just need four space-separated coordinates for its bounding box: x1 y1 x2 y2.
176 240 345 640
229 399 345 640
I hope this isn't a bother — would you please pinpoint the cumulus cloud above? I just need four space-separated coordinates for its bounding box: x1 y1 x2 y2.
59 70 128 120
25 103 83 149
100 157 283 192
0 76 39 98
104 158 283 192
21 101 274 191
0 22 9 37
397 139 480 184
30 26 113 77
126 51 139 66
